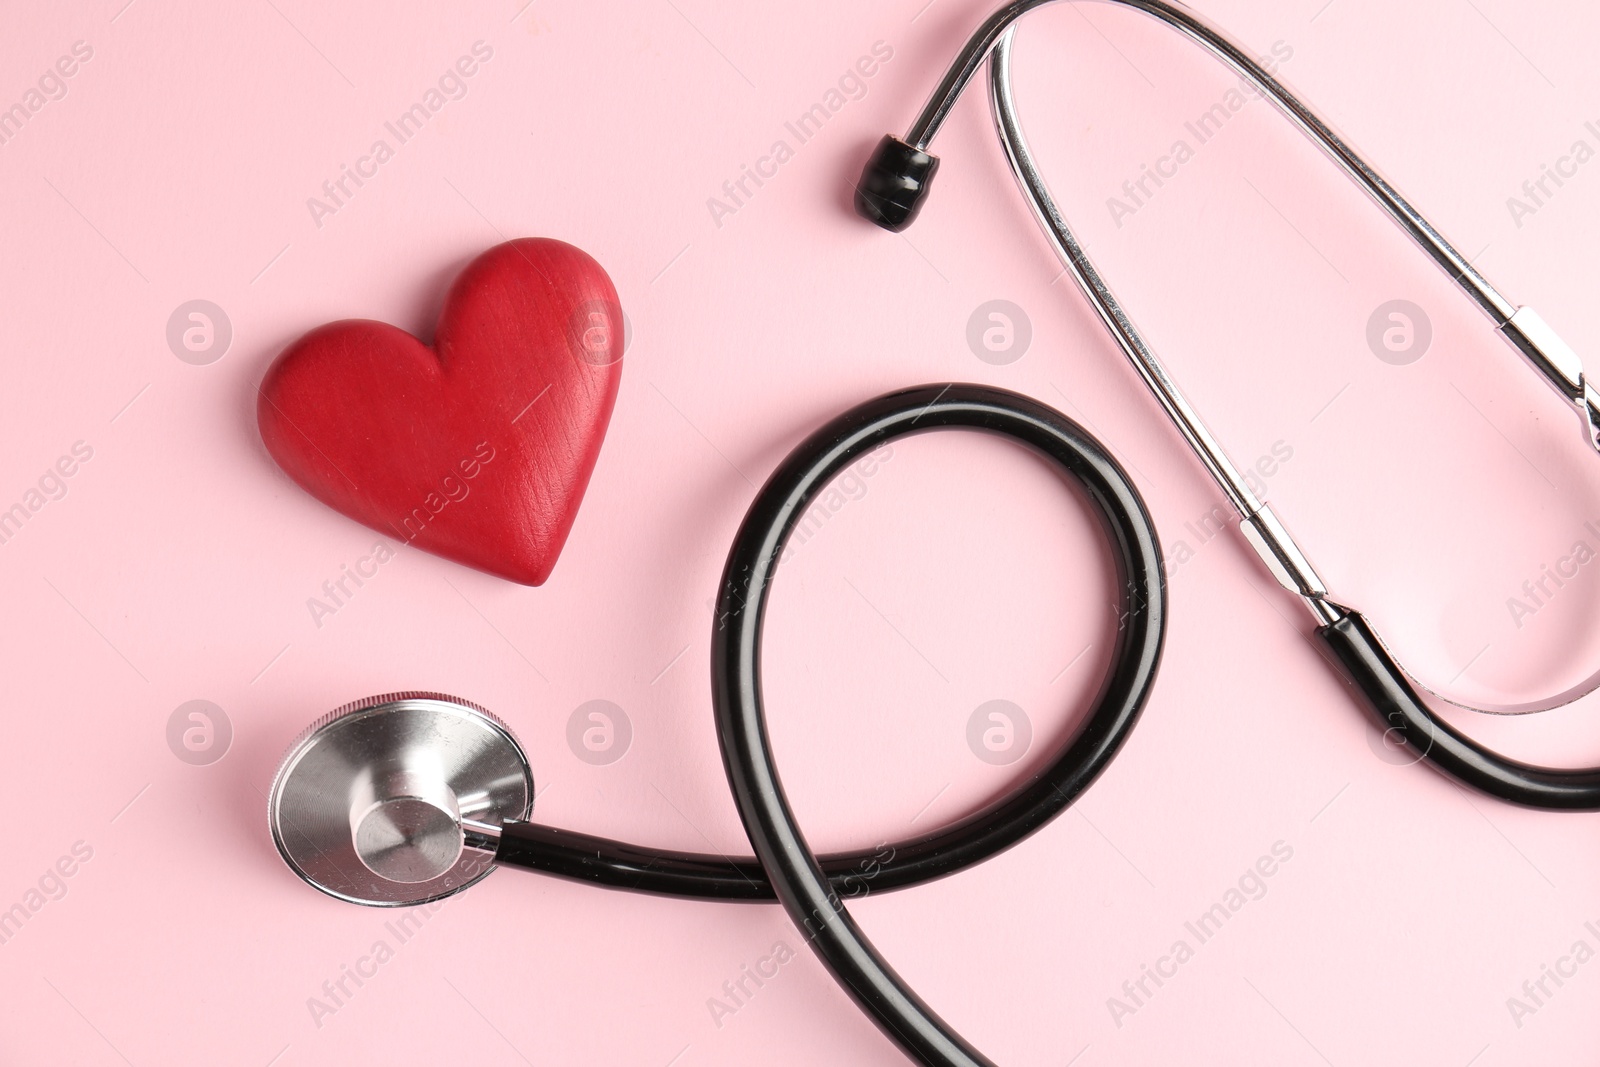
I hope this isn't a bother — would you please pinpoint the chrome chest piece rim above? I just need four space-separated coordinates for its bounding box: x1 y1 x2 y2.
268 692 532 907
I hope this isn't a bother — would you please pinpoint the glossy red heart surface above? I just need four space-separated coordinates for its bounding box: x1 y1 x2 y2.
257 238 623 585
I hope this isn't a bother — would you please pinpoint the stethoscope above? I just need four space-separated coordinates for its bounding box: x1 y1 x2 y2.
268 4 1600 1066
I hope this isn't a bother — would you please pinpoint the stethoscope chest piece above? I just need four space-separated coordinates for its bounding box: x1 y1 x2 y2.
268 692 532 907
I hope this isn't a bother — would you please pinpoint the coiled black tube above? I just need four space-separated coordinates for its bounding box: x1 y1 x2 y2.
495 385 1163 1062
709 384 1165 1067
495 383 1167 1067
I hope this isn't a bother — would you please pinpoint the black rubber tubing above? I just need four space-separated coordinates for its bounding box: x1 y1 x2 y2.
487 381 1600 1065
495 383 1167 1066
708 383 1164 1067
1319 608 1600 810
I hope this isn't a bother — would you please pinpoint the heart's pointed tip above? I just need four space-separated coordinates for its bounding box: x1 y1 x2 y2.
488 561 552 587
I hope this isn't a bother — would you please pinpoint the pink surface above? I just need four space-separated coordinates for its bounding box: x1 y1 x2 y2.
2 1 1598 1063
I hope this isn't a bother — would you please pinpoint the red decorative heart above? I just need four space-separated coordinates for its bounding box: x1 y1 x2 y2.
258 238 623 585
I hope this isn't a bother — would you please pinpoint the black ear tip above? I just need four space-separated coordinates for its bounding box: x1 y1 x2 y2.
854 135 940 233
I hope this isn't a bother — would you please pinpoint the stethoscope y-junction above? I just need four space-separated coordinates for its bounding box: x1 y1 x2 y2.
851 0 1600 810
269 4 1600 1066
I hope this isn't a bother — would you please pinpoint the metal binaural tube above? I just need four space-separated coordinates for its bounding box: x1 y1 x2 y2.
903 0 1518 325
887 1 1600 452
972 10 1600 689
987 29 1335 616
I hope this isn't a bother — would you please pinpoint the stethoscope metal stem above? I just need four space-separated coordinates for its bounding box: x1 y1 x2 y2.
908 0 1600 454
987 28 1334 619
871 0 1600 708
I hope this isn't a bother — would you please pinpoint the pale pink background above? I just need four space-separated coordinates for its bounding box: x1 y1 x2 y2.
2 0 1599 1063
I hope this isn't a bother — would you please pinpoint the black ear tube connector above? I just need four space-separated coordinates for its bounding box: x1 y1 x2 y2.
1317 606 1600 810
854 135 940 232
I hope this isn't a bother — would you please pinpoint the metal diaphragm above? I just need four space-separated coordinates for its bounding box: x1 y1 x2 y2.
269 692 533 907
